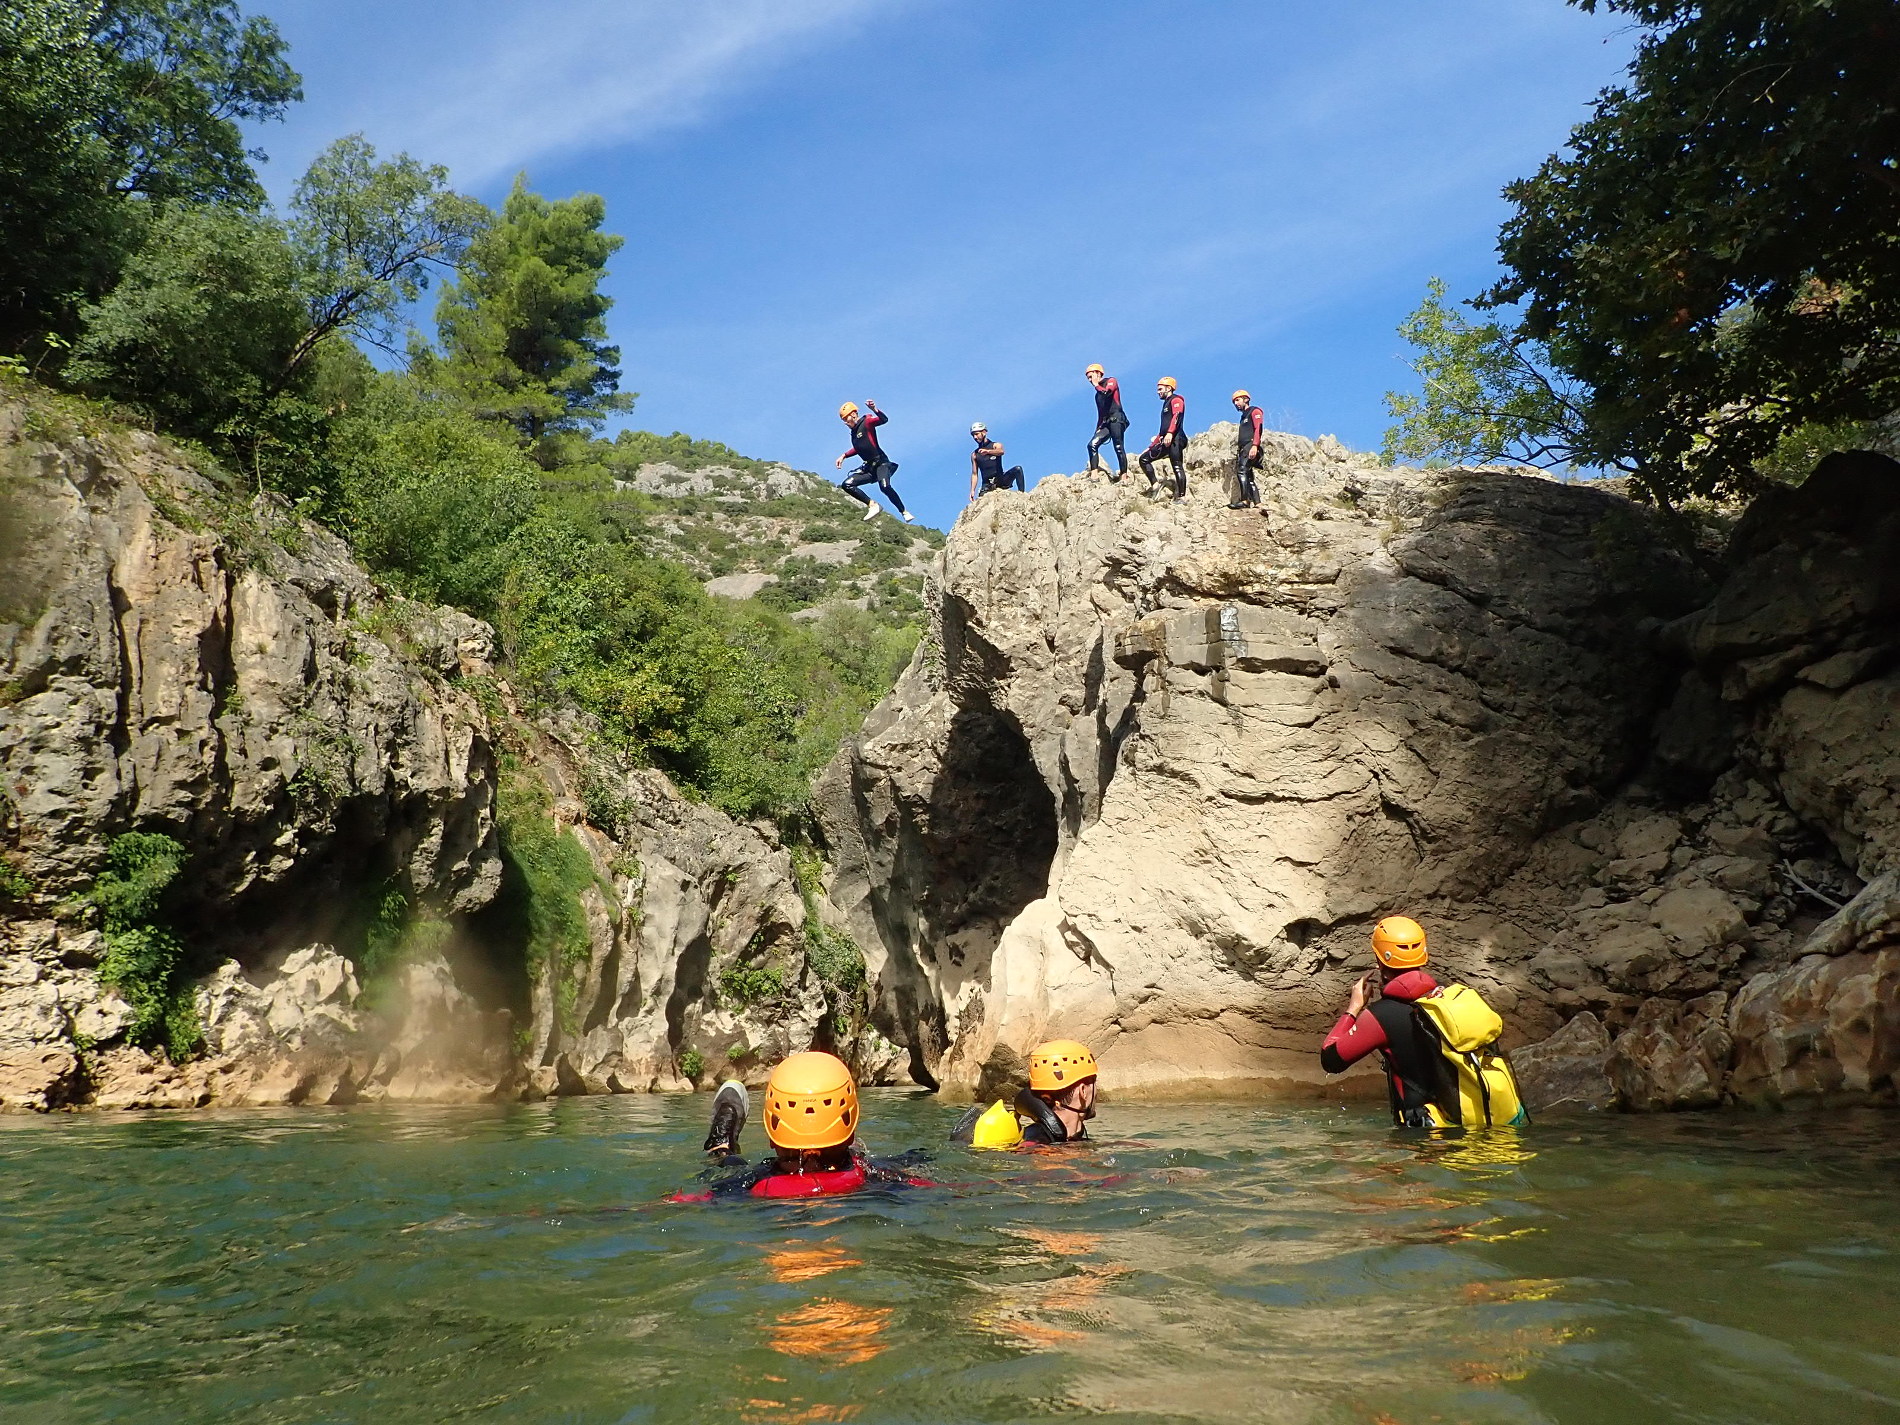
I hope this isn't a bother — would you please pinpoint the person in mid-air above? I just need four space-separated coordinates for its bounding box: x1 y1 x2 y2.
1319 917 1529 1130
678 1052 935 1200
1138 377 1187 501
1085 364 1129 479
968 422 1025 501
834 400 914 523
950 1039 1100 1148
1228 389 1265 510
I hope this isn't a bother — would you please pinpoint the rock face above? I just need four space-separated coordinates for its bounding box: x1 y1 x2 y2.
0 397 499 930
818 430 1900 1109
0 392 512 1107
498 722 905 1099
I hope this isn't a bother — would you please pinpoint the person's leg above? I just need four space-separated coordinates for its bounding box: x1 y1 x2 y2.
1111 426 1128 476
840 467 874 504
1242 455 1262 505
1170 438 1187 500
1088 424 1110 472
1229 451 1254 508
1006 465 1025 492
704 1080 748 1157
874 461 908 516
1138 446 1159 488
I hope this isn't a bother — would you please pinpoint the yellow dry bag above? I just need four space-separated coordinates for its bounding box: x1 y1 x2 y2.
968 1099 1024 1149
1413 984 1529 1128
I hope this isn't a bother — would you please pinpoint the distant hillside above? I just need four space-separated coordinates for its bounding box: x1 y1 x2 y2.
544 430 946 626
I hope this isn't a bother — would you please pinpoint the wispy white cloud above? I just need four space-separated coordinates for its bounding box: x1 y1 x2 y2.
266 0 902 186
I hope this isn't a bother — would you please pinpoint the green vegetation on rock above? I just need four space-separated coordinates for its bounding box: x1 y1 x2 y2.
493 759 597 1037
85 833 200 1062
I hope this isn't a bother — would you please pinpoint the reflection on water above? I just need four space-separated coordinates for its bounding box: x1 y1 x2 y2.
0 1094 1897 1423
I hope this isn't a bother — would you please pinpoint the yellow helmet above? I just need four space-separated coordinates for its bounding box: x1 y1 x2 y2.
969 1099 1024 1149
838 402 859 420
1156 376 1177 392
1372 916 1429 969
763 1051 858 1150
1084 363 1105 378
1231 389 1250 403
1028 1039 1098 1092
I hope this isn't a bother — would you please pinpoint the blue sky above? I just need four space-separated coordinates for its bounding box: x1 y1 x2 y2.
251 0 1633 531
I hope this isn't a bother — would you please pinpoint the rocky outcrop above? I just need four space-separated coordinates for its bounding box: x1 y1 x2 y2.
817 428 1900 1106
498 723 905 1099
0 391 511 1107
0 396 499 930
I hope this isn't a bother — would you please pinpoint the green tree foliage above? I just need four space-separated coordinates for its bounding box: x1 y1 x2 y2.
84 831 201 1061
0 0 299 355
1481 0 1900 499
427 177 633 458
494 760 597 1034
331 379 541 615
1382 278 1601 471
65 203 307 439
284 134 486 378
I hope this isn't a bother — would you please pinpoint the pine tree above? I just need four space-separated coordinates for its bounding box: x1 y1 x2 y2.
427 176 632 461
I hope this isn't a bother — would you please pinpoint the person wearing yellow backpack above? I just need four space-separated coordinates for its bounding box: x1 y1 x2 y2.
1318 917 1529 1129
949 1039 1101 1149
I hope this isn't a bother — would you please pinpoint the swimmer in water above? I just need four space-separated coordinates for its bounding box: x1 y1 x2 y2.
675 1051 934 1201
951 1039 1100 1149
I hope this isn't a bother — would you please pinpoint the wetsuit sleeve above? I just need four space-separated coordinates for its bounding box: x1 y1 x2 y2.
863 409 887 430
1165 396 1184 436
1320 1009 1388 1074
1248 408 1264 442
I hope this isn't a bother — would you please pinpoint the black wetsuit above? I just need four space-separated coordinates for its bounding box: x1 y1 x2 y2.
1233 403 1265 506
1088 377 1129 476
1320 994 1457 1129
974 438 1024 493
693 1145 935 1199
1138 391 1187 498
842 409 907 515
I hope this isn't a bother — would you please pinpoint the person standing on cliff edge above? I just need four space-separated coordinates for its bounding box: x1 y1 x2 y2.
1228 390 1265 510
835 400 914 523
1085 364 1129 479
1319 917 1529 1129
1138 377 1187 501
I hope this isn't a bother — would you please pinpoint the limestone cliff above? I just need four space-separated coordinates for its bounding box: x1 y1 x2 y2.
816 427 1900 1110
0 390 882 1111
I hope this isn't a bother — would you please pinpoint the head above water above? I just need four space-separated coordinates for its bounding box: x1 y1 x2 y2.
1372 915 1429 972
764 1051 858 1154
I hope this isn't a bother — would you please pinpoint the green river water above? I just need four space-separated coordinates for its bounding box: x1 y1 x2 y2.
2 1092 1897 1425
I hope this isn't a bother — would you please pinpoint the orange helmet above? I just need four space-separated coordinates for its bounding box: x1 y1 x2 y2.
763 1051 858 1150
1231 389 1250 404
1085 363 1105 378
838 402 859 420
1028 1039 1098 1092
1371 916 1429 969
1156 376 1177 392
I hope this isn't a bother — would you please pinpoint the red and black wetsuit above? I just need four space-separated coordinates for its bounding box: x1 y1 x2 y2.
1138 391 1188 498
1319 970 1456 1127
842 408 907 515
1088 377 1129 476
1233 403 1265 505
672 1146 936 1202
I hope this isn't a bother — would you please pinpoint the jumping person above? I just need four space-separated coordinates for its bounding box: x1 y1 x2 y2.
968 422 1025 501
1085 364 1129 479
680 1053 936 1200
1228 389 1265 509
835 401 914 524
950 1039 1100 1148
1318 917 1529 1130
1137 377 1187 501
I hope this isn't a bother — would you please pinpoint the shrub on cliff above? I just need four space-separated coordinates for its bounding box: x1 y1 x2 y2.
84 832 201 1062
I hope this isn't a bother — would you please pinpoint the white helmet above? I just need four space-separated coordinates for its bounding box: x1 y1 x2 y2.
970 421 987 435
